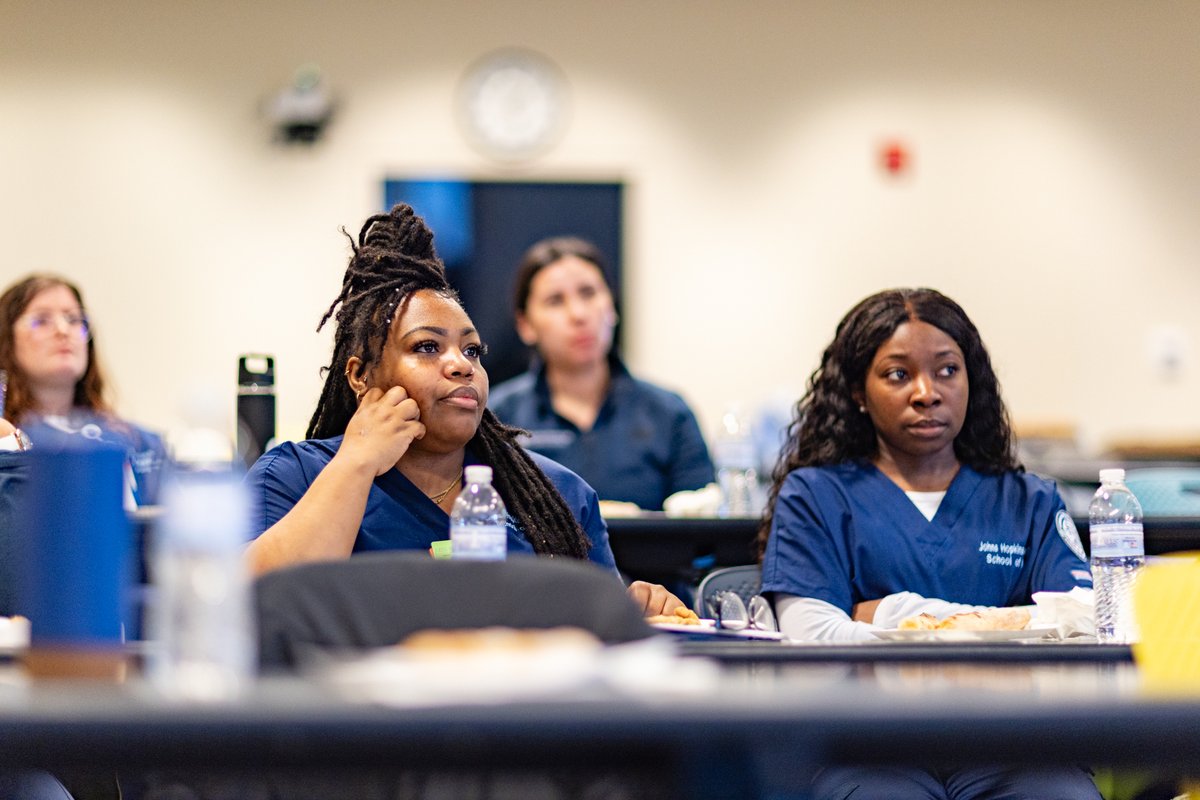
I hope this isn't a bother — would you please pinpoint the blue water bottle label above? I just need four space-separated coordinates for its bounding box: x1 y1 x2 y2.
1090 522 1144 558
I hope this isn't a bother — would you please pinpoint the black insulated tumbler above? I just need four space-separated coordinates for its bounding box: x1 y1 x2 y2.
236 354 275 470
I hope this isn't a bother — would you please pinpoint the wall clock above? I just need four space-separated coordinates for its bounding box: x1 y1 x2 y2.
456 48 569 162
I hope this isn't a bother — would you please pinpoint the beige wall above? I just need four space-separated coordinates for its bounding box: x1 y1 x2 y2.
3 1 1198 453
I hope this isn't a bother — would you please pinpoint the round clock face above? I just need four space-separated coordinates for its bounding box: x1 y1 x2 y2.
457 49 569 162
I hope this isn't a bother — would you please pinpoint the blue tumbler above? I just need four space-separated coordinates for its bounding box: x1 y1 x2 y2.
14 441 131 675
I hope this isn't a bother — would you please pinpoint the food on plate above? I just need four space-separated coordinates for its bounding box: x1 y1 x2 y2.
598 499 644 518
940 607 1032 631
662 483 722 518
897 613 940 631
646 606 703 626
399 627 600 655
898 607 1032 632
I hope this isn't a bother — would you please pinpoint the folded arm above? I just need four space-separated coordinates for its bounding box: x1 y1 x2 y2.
776 592 1006 642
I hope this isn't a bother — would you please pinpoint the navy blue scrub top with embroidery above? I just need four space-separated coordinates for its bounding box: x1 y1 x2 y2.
761 461 1092 613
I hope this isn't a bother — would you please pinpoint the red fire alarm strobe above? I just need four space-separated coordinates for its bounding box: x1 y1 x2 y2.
880 140 910 176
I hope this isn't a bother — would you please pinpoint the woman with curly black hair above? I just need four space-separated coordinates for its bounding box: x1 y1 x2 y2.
761 288 1092 636
244 204 682 615
759 288 1099 798
760 288 1093 638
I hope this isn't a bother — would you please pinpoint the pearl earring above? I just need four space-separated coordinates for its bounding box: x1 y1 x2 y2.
858 405 867 414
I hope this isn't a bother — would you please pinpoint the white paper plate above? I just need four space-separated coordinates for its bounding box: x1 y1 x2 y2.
872 626 1058 642
650 621 785 640
322 641 604 706
649 618 716 631
0 617 30 654
319 637 725 705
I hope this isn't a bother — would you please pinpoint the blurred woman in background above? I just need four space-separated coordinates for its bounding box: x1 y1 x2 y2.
489 236 713 512
0 274 166 505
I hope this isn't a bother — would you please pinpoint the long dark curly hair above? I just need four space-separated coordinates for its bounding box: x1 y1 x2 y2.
308 203 592 560
757 288 1020 556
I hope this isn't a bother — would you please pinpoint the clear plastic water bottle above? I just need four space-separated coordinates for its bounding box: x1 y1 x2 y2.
450 465 507 561
1089 468 1145 644
149 394 255 701
714 409 759 518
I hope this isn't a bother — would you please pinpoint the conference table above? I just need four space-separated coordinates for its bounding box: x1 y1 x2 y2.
676 637 1134 664
1 636 1195 800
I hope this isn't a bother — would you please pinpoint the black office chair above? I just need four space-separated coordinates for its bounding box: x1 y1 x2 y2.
0 771 76 800
693 564 762 618
254 552 655 671
139 553 663 798
0 453 28 617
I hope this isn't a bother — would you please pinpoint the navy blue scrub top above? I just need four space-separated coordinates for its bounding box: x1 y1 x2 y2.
246 437 619 576
488 357 714 511
761 462 1093 613
21 413 168 506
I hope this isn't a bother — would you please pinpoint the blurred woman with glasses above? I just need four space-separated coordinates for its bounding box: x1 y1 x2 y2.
0 277 132 798
0 274 166 505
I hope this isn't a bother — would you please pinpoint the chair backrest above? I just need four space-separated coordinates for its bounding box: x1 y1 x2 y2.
1123 468 1200 517
254 552 654 670
694 564 762 618
0 771 76 800
0 453 28 617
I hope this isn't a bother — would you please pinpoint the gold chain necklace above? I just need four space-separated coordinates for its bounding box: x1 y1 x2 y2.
428 476 460 505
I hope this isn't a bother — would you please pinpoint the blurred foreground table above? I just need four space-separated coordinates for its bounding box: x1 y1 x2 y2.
675 637 1133 664
0 658 1196 799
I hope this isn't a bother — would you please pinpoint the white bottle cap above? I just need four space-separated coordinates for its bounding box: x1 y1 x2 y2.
1099 468 1126 483
464 465 493 484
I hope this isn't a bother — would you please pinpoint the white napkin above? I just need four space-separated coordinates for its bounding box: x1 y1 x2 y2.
1031 587 1095 639
663 483 723 518
0 616 30 651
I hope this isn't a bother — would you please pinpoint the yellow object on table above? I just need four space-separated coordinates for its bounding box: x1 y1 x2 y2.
1132 552 1200 692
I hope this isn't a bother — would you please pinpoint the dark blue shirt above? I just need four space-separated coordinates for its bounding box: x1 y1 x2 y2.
488 358 714 511
761 462 1093 612
246 437 619 576
21 412 168 506
0 412 167 615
